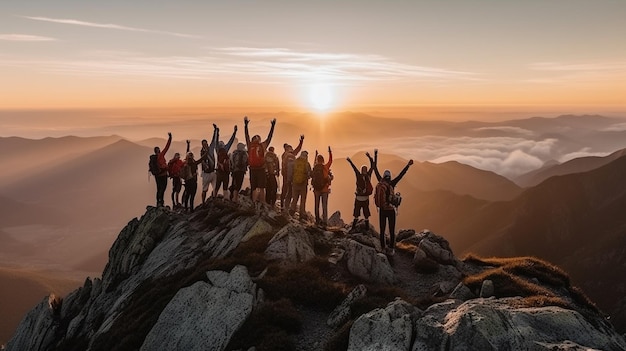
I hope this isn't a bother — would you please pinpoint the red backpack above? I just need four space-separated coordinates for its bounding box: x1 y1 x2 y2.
248 141 265 168
217 148 230 173
374 181 392 209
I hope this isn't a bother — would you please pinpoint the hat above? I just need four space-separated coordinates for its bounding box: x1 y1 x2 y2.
383 170 392 178
301 151 308 157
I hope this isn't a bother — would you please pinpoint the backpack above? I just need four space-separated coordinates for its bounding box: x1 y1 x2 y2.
168 159 181 178
248 141 265 168
201 149 215 173
148 154 160 176
180 162 193 180
292 157 308 184
356 173 373 196
375 181 395 208
217 148 230 173
311 164 328 191
231 149 248 172
265 152 279 175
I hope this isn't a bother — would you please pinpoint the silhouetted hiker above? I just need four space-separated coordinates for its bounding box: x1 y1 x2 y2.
347 152 375 230
181 140 191 207
265 146 280 206
168 152 184 208
370 149 414 255
290 151 311 220
312 147 333 227
215 125 238 198
180 150 209 212
229 142 248 203
200 126 219 204
280 135 304 210
244 116 276 204
149 132 172 207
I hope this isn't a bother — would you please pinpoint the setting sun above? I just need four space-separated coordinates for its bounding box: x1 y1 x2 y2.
308 83 334 112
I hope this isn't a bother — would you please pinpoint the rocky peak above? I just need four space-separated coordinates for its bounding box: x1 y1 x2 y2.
6 197 626 351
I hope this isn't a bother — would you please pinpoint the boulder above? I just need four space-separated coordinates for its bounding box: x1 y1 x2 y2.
479 279 495 298
411 297 626 351
418 237 454 265
265 223 315 264
328 284 367 329
348 232 382 252
328 211 345 227
6 295 60 351
345 239 394 284
449 282 475 301
140 266 255 351
348 299 419 351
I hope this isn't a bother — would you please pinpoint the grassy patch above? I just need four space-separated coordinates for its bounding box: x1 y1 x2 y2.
227 298 301 351
414 257 440 274
259 260 346 311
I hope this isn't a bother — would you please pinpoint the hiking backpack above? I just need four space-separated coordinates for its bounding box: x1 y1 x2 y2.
180 162 193 180
168 159 181 178
231 150 248 172
375 181 399 209
292 158 308 184
217 148 230 173
265 153 279 176
148 154 160 176
356 173 373 196
248 141 265 168
311 164 328 191
201 149 215 173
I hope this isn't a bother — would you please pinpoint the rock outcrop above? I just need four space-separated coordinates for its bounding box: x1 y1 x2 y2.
6 198 626 350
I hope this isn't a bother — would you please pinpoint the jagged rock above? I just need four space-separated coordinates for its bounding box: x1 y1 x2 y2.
240 217 273 242
6 295 60 351
348 232 382 252
140 266 255 351
449 282 475 301
328 211 345 227
265 223 315 264
396 229 416 242
418 239 454 265
412 297 626 351
208 215 268 258
348 299 420 351
345 239 394 284
328 284 367 329
480 279 495 298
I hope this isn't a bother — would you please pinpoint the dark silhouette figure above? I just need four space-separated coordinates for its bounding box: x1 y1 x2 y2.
152 132 172 207
280 135 304 210
244 116 276 203
347 152 375 230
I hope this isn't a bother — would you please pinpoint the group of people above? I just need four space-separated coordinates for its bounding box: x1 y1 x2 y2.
150 117 413 254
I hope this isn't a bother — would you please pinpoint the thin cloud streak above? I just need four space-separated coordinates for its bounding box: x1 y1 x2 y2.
0 47 478 83
0 34 57 41
20 15 201 39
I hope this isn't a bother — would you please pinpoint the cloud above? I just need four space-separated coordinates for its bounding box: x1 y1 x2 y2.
601 122 626 132
473 126 534 136
20 15 200 39
0 47 477 83
526 61 626 84
0 34 57 41
558 148 610 163
529 62 626 72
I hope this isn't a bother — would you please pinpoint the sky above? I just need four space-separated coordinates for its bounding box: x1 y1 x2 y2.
1 0 626 114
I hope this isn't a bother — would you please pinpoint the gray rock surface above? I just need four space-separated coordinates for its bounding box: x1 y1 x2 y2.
345 239 394 284
265 223 315 264
140 266 255 351
328 211 345 227
327 284 367 329
6 295 60 351
479 279 495 298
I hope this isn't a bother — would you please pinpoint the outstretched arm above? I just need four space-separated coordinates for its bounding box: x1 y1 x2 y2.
346 157 359 176
263 118 276 147
293 134 304 155
366 152 375 177
225 125 237 152
163 132 172 154
326 146 333 168
372 149 382 181
210 125 218 155
391 160 413 187
186 140 190 153
244 116 251 145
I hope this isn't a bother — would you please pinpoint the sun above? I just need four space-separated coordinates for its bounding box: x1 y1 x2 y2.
308 83 334 112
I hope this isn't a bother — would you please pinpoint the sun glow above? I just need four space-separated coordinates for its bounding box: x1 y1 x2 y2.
308 83 334 112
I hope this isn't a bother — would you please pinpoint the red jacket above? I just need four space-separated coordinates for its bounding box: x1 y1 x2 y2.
157 137 172 176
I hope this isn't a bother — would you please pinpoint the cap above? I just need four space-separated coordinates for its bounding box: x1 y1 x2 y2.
383 170 392 178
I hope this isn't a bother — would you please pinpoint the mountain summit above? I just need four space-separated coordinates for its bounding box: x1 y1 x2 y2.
6 197 626 351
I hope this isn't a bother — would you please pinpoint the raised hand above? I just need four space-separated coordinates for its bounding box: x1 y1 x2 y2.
346 157 351 162
244 116 249 124
365 152 371 158
213 123 217 130
234 125 238 132
168 132 172 138
300 134 304 141
186 140 190 145
328 146 332 153
408 159 414 166
374 149 378 155
271 118 277 125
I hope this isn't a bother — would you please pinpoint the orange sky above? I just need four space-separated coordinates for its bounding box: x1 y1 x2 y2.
1 1 625 114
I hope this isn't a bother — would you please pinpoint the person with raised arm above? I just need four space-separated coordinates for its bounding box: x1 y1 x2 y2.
347 152 375 231
200 126 218 204
280 135 304 210
312 146 333 227
149 132 172 207
244 116 276 204
214 124 238 198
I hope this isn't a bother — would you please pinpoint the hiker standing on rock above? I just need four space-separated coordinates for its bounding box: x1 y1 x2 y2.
200 126 219 204
244 116 276 204
370 149 413 255
214 124 238 198
264 146 280 207
290 151 312 220
312 147 333 227
229 142 248 203
149 132 172 207
280 135 304 210
167 152 184 208
347 152 375 231
180 150 209 212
